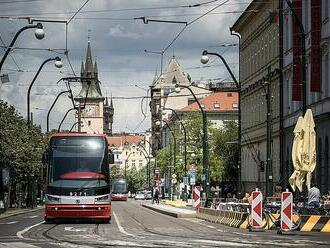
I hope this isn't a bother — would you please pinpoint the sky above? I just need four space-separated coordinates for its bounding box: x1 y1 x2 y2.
0 0 251 133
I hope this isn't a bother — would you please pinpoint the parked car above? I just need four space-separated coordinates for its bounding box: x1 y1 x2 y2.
145 191 152 200
135 191 145 200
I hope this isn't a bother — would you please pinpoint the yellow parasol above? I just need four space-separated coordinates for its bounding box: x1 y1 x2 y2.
289 116 305 192
301 109 316 191
289 109 316 192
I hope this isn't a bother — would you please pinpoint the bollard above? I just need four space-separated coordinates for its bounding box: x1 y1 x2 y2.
279 189 293 234
249 188 265 232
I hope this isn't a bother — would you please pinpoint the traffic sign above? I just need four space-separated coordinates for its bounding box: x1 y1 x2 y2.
155 169 159 175
190 174 195 185
172 173 176 179
201 174 206 181
183 176 188 185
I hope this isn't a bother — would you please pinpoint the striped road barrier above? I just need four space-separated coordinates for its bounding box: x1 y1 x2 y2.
197 208 330 232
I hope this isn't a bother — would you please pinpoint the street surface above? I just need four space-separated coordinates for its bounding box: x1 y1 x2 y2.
0 200 329 247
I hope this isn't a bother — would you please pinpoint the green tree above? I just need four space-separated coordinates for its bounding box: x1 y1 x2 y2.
0 100 47 208
166 112 222 186
213 121 238 181
126 166 147 193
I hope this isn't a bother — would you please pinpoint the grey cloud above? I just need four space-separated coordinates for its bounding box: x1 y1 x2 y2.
0 0 250 133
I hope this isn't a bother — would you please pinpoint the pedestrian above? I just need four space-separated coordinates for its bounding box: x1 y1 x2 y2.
152 187 160 204
308 183 321 208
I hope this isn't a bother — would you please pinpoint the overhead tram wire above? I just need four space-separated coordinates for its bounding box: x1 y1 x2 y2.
0 1 247 16
0 35 21 71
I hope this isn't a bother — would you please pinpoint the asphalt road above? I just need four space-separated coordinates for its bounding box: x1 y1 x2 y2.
0 200 329 247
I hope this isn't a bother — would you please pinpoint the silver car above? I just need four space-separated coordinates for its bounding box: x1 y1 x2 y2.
135 191 145 200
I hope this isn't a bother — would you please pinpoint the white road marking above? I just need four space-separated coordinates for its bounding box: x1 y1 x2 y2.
0 242 39 247
24 215 38 219
206 225 216 229
232 231 256 236
64 227 88 232
193 239 254 247
113 211 135 237
0 221 18 225
16 221 44 239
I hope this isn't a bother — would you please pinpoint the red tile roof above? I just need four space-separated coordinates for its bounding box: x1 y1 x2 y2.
107 135 144 148
180 92 238 112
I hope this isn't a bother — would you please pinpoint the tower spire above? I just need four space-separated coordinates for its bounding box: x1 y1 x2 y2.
85 41 94 75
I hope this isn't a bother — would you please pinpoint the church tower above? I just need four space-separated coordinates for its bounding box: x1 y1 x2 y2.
103 96 114 135
74 41 114 134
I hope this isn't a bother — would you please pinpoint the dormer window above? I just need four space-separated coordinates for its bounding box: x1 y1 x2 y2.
214 102 220 109
232 103 238 108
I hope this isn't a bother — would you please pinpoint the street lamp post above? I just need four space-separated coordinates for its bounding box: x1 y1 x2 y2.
200 50 241 194
58 107 75 132
27 57 63 127
174 84 210 199
161 107 187 180
0 23 44 73
138 143 151 190
141 138 154 187
69 121 79 132
162 107 188 201
47 90 70 133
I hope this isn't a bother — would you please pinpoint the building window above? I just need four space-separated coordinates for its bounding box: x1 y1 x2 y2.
132 160 136 167
116 154 119 159
227 93 232 97
214 102 220 109
88 121 91 126
139 160 143 167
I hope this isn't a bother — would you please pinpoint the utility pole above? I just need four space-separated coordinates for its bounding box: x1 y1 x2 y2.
77 105 82 133
265 67 273 197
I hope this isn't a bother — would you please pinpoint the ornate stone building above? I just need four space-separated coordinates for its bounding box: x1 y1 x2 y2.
232 0 280 193
75 41 114 134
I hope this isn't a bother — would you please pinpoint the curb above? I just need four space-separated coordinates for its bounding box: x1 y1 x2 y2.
142 204 196 218
0 207 44 220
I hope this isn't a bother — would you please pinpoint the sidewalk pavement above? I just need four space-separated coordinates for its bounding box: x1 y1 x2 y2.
142 201 196 218
0 206 44 219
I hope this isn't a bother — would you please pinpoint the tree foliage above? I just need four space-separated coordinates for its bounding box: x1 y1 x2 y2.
0 100 47 207
155 112 238 187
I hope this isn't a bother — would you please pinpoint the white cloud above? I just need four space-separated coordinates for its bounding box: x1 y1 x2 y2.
0 0 251 133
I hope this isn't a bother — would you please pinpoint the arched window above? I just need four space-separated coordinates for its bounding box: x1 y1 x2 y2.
325 136 329 193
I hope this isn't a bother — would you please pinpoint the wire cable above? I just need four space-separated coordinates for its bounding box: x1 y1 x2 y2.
67 0 90 24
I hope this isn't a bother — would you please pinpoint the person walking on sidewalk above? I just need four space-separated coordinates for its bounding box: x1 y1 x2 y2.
152 187 160 204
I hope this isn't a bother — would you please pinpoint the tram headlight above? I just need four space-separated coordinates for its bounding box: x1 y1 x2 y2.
95 195 110 202
46 195 60 203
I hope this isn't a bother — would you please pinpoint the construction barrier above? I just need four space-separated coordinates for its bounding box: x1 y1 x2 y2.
193 186 201 209
197 208 330 232
280 191 293 231
251 189 263 229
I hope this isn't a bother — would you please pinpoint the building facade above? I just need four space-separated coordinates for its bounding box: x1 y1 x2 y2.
107 134 151 172
232 0 281 193
150 56 191 153
281 0 330 193
74 41 114 134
